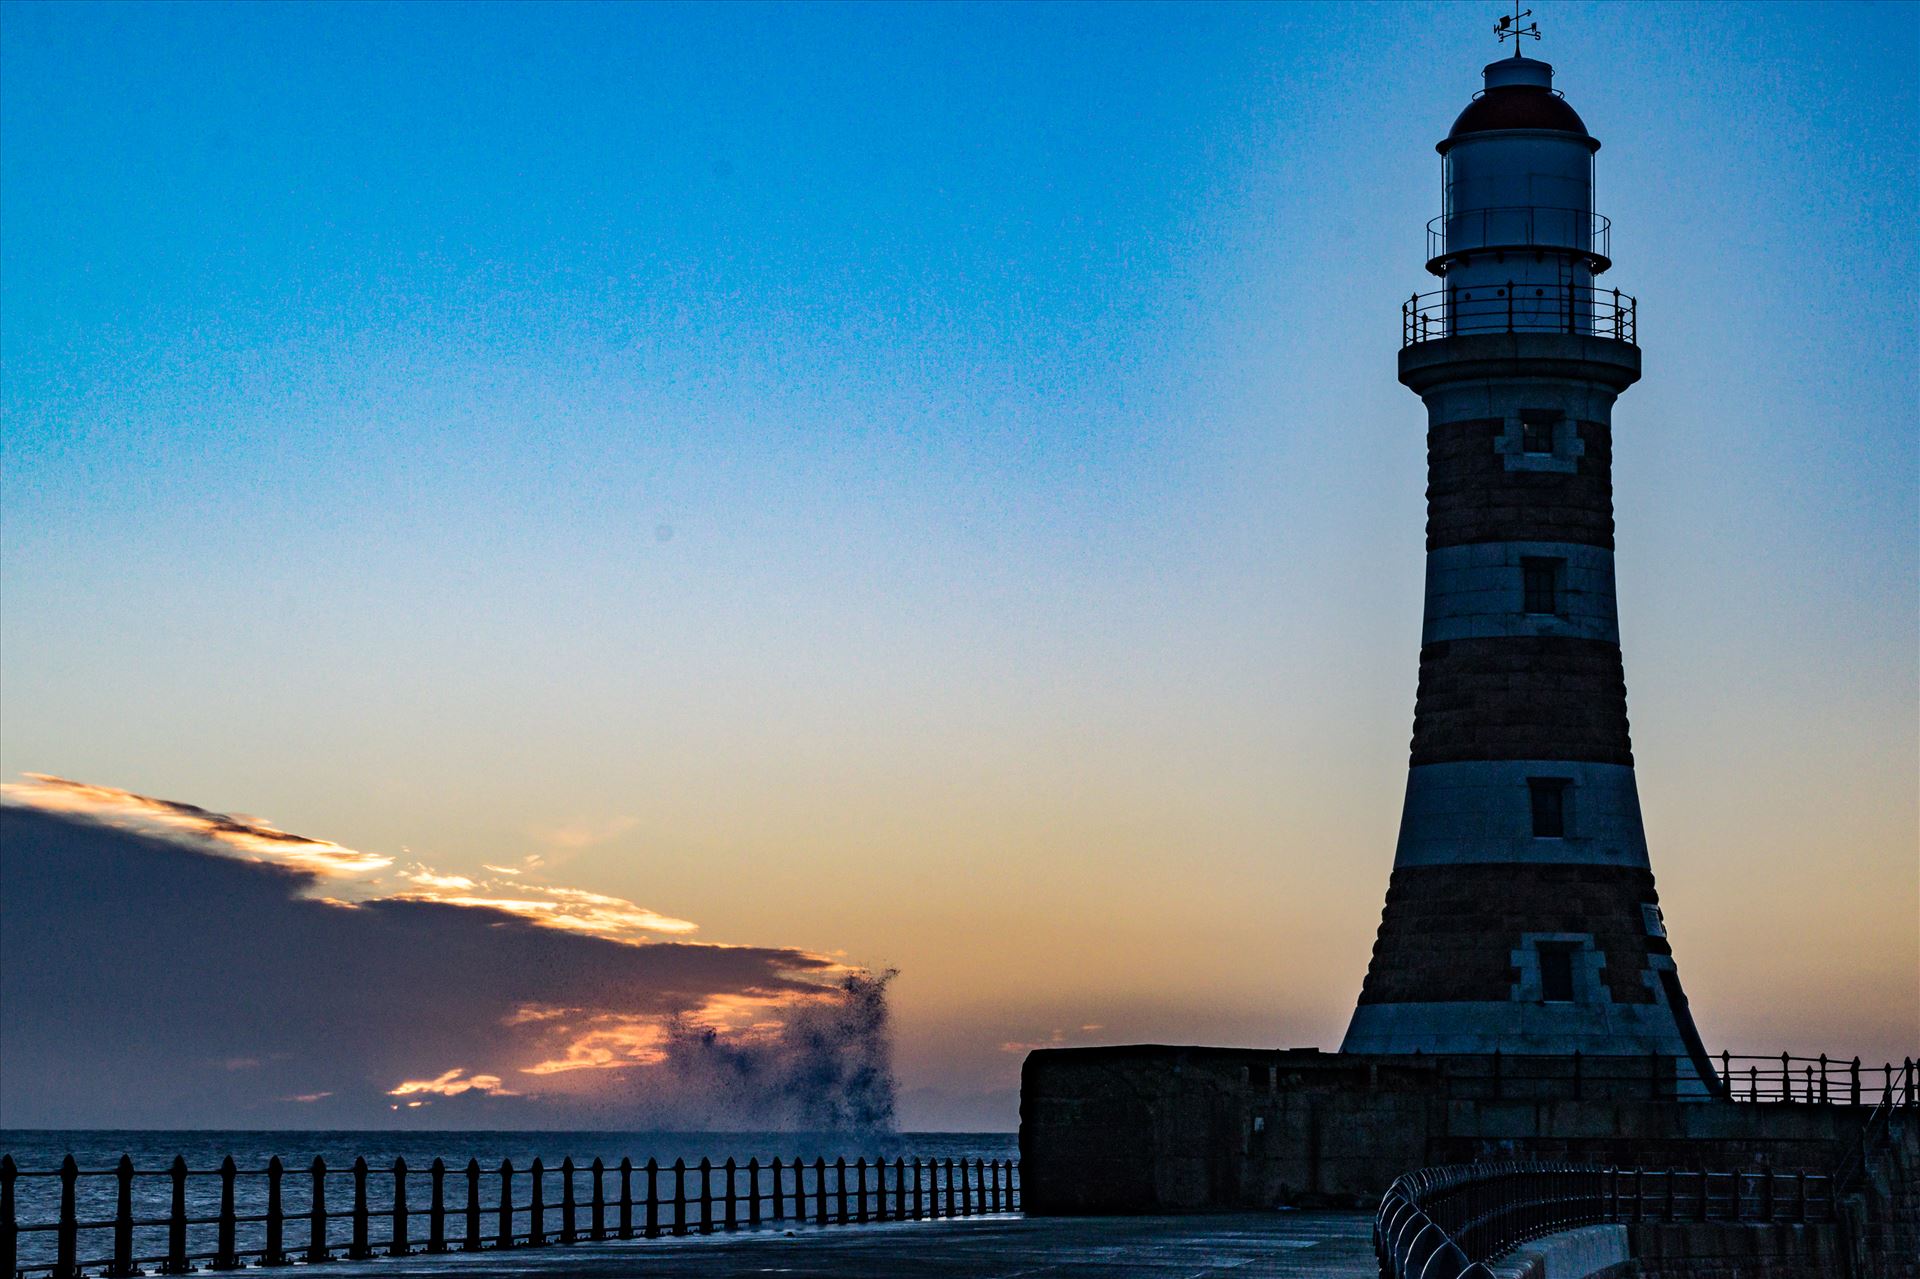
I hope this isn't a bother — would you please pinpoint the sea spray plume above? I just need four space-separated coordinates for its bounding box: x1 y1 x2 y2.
781 968 898 1131
651 968 899 1131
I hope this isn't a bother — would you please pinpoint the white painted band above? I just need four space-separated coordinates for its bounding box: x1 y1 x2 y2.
1339 1000 1705 1075
1423 541 1618 644
1393 760 1650 869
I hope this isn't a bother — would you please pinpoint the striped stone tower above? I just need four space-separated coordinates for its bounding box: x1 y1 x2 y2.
1340 47 1716 1092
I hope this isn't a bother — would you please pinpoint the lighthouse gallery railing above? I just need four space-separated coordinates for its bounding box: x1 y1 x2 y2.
1402 282 1636 346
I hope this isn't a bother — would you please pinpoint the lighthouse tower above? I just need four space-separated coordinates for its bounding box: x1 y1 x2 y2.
1340 40 1716 1091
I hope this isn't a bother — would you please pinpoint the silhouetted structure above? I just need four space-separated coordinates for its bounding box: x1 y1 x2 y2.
1342 49 1712 1088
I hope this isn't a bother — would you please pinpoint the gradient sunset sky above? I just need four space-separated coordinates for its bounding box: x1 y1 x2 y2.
2 0 1915 1129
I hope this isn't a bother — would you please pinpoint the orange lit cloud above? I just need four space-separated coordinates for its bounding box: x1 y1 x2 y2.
387 1069 517 1098
4 774 696 943
1 774 389 877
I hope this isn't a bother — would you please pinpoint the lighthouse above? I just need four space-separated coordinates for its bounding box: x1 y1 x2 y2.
1340 35 1717 1092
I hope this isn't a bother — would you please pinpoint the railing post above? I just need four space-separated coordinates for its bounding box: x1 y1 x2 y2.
165 1155 190 1274
528 1157 545 1246
463 1159 481 1251
854 1158 868 1224
619 1158 634 1241
895 1158 907 1219
1750 1066 1759 1102
874 1156 888 1222
914 1158 925 1219
1850 1057 1862 1107
1698 1168 1709 1221
349 1156 372 1260
1782 1052 1792 1102
0 1156 15 1279
834 1157 848 1225
428 1158 446 1254
590 1157 606 1242
55 1154 80 1279
672 1158 687 1237
698 1158 714 1235
772 1157 785 1223
724 1158 738 1232
947 1158 959 1217
561 1156 578 1245
645 1158 660 1239
1761 1166 1775 1221
1906 1058 1916 1106
305 1156 329 1264
109 1154 138 1277
390 1156 410 1257
264 1155 288 1266
213 1154 241 1269
1631 1167 1643 1224
748 1158 762 1228
814 1157 828 1227
497 1159 515 1250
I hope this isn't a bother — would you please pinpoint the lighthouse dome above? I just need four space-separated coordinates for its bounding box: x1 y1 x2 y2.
1439 56 1596 154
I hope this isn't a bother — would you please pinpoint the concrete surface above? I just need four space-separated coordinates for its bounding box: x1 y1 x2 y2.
327 1210 1377 1277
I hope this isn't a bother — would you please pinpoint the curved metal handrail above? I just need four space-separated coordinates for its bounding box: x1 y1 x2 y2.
1373 1160 1840 1279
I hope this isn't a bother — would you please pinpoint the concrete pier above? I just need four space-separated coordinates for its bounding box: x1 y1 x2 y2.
335 1211 1377 1277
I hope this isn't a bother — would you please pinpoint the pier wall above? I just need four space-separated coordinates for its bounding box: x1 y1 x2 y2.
1019 1046 1872 1213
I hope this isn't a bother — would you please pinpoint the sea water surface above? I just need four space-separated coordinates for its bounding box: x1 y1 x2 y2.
2 1130 1020 1271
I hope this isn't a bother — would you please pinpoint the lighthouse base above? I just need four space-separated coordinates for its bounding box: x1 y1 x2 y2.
1018 1045 1873 1215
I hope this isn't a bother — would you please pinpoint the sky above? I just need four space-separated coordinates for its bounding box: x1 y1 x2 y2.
1 0 1915 1131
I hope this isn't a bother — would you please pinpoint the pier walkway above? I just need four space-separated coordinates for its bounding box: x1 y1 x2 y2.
353 1210 1377 1277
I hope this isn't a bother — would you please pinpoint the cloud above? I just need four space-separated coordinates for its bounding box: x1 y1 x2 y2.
531 817 639 850
3 774 694 942
388 1069 516 1098
0 774 389 877
0 792 894 1131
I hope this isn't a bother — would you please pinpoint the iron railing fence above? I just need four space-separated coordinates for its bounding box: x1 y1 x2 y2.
1426 207 1611 269
1402 282 1635 346
0 1151 1020 1277
1374 1162 1840 1279
1719 1053 1917 1107
1836 1058 1918 1194
1427 1051 1918 1106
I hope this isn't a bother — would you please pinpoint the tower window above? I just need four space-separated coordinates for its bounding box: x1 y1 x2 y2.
1522 557 1563 615
1538 944 1578 1002
1529 778 1570 837
1521 410 1557 454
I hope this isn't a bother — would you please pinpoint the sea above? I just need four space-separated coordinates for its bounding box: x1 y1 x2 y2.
1 1130 1021 1272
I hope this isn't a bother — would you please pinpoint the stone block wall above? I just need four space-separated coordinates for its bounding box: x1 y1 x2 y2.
1021 1046 1871 1213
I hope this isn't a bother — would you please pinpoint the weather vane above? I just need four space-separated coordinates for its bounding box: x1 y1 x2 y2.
1495 0 1541 46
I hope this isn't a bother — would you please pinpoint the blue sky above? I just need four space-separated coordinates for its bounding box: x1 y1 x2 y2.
2 1 1915 1128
